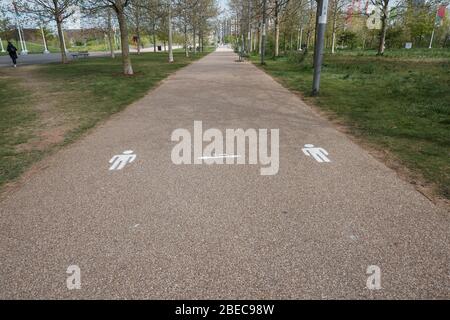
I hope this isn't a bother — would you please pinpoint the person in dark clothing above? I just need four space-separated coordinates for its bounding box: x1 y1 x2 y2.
6 41 18 67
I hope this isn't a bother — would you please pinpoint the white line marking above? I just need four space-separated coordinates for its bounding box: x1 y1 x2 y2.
198 154 241 160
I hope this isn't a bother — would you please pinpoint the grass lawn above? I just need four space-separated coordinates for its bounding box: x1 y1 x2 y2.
0 40 190 56
251 50 450 200
329 48 450 59
0 40 60 55
0 51 209 189
0 77 43 186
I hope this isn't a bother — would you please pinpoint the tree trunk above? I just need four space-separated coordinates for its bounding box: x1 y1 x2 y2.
136 9 141 55
108 33 115 58
116 7 133 75
331 9 337 54
168 3 174 63
55 17 67 64
184 22 189 57
378 18 387 55
274 1 279 57
107 9 115 58
135 16 141 55
290 33 293 51
251 30 256 52
305 1 315 50
258 21 262 54
193 27 196 54
377 1 389 56
298 25 303 50
443 32 449 47
153 23 157 52
261 0 267 64
136 30 141 55
247 3 252 53
306 30 311 49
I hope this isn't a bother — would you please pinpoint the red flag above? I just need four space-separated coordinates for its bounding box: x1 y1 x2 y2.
437 5 446 19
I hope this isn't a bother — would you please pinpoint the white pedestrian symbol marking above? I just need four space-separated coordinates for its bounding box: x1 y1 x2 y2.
302 144 331 163
109 150 136 171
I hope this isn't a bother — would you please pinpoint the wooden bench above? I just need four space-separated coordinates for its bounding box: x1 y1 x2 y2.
71 51 90 59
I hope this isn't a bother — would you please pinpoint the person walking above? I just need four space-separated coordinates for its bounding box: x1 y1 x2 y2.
7 41 18 67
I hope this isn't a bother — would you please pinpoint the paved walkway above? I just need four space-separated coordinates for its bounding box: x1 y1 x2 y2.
0 48 448 299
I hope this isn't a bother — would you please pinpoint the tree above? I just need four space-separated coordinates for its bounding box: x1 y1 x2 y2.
82 6 117 57
0 17 14 42
274 0 280 56
404 0 435 47
84 0 134 75
371 0 390 55
16 0 80 63
273 0 290 57
167 0 174 62
304 0 316 50
188 0 217 53
106 8 116 58
177 0 195 57
197 0 218 52
142 0 162 53
329 0 347 54
339 30 357 48
128 0 145 54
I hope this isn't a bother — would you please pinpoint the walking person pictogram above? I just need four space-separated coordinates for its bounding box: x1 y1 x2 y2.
109 150 136 171
302 144 331 163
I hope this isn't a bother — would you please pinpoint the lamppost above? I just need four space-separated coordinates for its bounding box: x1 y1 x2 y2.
61 27 69 53
12 0 28 55
40 21 50 54
312 0 329 96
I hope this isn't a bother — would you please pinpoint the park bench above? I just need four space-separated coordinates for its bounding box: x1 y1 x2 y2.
71 51 90 59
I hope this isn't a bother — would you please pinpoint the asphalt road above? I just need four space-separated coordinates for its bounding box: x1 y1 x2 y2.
0 48 448 299
0 52 108 67
0 46 183 67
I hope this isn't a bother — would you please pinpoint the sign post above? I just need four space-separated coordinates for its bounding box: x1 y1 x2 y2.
261 0 267 65
312 0 328 96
